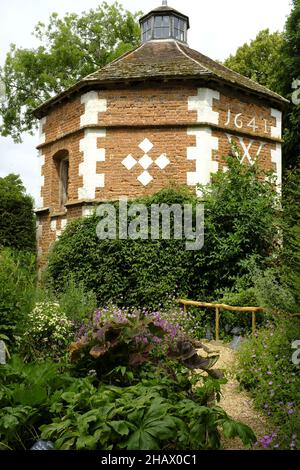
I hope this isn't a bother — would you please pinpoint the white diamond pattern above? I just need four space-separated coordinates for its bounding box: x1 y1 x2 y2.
138 171 153 186
122 139 170 186
155 153 170 170
139 154 153 170
122 154 137 170
139 138 153 154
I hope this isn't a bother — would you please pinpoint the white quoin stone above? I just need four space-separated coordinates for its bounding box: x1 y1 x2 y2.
36 150 45 209
271 143 282 189
80 91 107 127
61 218 68 230
186 127 219 189
270 109 282 139
79 129 106 200
188 88 220 124
38 117 47 144
56 218 67 239
36 221 43 257
82 206 94 217
50 219 57 232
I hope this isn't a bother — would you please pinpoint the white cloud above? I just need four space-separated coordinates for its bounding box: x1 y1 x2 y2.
0 0 292 203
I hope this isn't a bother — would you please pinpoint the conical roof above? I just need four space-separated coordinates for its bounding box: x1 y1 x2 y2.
34 34 287 118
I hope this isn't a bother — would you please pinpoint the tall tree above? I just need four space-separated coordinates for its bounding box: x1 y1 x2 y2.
0 1 141 142
279 0 300 169
0 174 36 253
224 3 300 169
224 29 283 93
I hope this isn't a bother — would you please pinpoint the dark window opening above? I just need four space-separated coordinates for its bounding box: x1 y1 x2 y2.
59 157 69 208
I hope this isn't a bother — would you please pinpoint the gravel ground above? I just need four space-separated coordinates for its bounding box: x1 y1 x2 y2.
197 340 270 450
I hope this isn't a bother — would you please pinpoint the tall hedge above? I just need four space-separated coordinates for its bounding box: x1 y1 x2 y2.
0 174 36 252
46 158 280 309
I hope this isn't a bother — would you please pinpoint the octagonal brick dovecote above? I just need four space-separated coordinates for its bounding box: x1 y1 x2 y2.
33 8 286 268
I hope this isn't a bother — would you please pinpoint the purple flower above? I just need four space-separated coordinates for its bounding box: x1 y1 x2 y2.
288 409 294 415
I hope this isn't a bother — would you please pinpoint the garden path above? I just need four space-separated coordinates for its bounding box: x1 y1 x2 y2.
200 340 270 450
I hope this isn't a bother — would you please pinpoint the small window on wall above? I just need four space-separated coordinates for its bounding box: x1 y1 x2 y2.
59 157 69 208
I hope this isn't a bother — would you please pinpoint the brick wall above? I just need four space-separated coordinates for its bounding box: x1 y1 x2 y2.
36 82 282 266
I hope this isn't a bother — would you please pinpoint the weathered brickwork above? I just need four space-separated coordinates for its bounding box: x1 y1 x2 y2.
35 81 283 269
38 76 281 272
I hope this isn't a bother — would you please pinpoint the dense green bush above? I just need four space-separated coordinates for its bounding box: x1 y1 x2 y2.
46 186 195 308
282 166 300 309
236 316 300 449
0 174 36 253
46 158 280 309
57 276 97 323
0 248 36 342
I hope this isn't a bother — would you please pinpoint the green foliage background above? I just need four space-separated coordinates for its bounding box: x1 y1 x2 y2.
0 174 36 253
0 1 141 141
46 159 280 310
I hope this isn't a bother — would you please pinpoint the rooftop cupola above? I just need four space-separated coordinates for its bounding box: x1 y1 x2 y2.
139 1 190 44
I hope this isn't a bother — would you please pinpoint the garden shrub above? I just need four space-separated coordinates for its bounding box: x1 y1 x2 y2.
46 186 196 309
0 356 71 450
0 248 36 342
46 158 280 310
56 276 97 323
0 174 36 253
19 302 74 361
236 316 300 449
70 305 222 381
39 376 255 450
282 165 300 310
192 156 280 298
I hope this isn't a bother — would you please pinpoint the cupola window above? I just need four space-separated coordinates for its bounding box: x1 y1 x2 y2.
154 16 170 39
174 17 186 42
142 18 152 42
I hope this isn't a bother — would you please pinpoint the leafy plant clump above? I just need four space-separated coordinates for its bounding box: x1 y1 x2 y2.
0 356 256 451
0 356 71 450
236 316 300 449
0 248 36 343
18 302 74 362
69 306 222 381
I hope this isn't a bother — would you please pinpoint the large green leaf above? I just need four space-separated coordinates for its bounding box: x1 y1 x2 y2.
126 430 160 450
109 420 131 436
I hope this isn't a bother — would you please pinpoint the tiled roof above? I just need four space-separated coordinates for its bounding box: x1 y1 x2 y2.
34 40 287 117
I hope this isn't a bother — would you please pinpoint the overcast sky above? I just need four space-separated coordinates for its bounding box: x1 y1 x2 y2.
0 0 292 203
